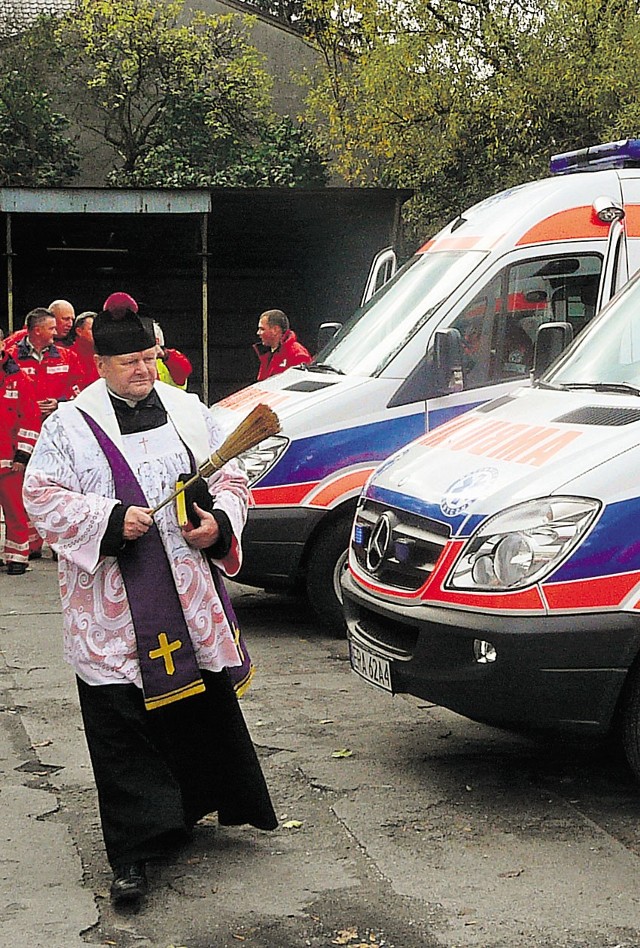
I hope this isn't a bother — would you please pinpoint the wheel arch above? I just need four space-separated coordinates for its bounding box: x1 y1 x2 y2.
299 496 359 573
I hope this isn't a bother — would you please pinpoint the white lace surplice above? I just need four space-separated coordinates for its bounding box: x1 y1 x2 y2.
23 382 247 688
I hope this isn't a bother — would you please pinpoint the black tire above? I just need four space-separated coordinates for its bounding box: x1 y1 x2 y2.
305 514 353 633
620 659 640 782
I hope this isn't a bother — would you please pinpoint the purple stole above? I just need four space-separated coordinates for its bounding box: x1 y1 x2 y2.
210 566 255 697
80 411 206 711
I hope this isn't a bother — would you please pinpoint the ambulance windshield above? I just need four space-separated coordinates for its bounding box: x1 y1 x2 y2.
549 270 640 391
313 250 486 376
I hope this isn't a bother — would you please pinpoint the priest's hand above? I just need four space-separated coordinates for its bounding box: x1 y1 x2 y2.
123 506 154 540
181 503 220 549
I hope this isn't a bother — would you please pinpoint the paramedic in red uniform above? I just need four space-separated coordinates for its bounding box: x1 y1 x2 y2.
0 328 40 575
70 311 100 390
4 298 76 349
254 309 311 380
7 308 82 418
7 308 81 558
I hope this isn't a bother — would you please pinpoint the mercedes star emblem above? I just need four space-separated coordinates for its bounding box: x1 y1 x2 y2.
365 513 394 573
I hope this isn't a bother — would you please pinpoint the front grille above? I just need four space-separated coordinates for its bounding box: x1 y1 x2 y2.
352 499 450 591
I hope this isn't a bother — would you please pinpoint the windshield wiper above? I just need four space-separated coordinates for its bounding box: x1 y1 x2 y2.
305 362 345 375
559 381 640 396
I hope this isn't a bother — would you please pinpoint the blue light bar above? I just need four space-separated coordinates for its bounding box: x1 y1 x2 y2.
550 139 640 175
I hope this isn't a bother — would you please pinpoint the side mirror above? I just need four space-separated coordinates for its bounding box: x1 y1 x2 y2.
532 321 574 379
317 322 342 351
433 328 464 394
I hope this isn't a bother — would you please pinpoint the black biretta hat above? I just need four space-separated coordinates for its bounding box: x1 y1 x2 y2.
92 292 156 356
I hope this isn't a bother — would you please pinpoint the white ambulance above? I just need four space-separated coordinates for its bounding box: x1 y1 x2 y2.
343 246 640 781
211 139 640 628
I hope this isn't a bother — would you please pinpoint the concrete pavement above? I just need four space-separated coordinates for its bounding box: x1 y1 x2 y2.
0 554 97 947
3 556 640 948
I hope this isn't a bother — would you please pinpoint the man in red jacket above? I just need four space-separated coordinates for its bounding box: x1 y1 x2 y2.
7 308 82 419
7 308 81 559
4 298 76 350
0 329 41 574
254 309 312 381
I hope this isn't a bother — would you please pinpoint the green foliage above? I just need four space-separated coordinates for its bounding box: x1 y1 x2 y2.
0 17 78 185
55 0 275 176
18 0 326 188
302 0 640 240
111 107 327 186
240 0 308 28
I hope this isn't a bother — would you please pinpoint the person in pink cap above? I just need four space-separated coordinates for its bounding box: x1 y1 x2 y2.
103 291 138 317
104 293 192 389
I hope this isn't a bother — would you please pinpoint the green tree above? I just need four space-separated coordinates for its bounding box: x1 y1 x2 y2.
111 95 327 187
0 16 78 186
240 0 308 28
303 0 639 240
54 0 324 185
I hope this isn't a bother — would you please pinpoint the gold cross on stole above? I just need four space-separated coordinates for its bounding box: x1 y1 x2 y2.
149 632 182 676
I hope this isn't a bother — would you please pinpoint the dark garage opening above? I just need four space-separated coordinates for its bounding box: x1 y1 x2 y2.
0 186 411 402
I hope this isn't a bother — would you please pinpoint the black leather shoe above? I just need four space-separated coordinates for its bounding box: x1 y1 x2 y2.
110 862 147 904
28 550 42 561
7 562 27 575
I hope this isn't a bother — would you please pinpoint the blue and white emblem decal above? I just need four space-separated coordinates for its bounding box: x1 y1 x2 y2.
440 467 498 517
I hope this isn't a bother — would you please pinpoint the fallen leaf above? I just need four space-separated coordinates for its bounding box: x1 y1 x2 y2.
282 819 303 829
332 748 353 758
320 718 334 724
332 929 358 945
232 936 246 943
32 740 52 748
498 868 525 878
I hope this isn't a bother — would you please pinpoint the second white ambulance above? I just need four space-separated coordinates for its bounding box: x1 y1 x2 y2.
343 233 640 782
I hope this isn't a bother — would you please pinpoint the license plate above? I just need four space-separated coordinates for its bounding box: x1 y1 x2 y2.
349 640 392 693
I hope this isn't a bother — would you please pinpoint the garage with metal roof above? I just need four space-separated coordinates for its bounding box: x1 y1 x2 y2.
0 186 411 401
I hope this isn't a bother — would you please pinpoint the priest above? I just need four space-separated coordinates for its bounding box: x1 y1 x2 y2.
23 292 277 906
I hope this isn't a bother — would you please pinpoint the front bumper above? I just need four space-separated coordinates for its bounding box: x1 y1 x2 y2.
342 570 640 735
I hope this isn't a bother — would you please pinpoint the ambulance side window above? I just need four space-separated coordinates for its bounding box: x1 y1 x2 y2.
451 253 603 389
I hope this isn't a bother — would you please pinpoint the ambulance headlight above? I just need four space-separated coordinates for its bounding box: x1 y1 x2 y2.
238 435 289 485
447 497 600 591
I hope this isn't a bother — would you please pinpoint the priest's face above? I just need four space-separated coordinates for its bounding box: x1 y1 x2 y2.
96 347 158 401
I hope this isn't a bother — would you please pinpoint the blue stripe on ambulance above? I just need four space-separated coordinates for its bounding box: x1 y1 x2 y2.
547 496 640 583
257 412 425 487
365 483 470 535
256 396 492 490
